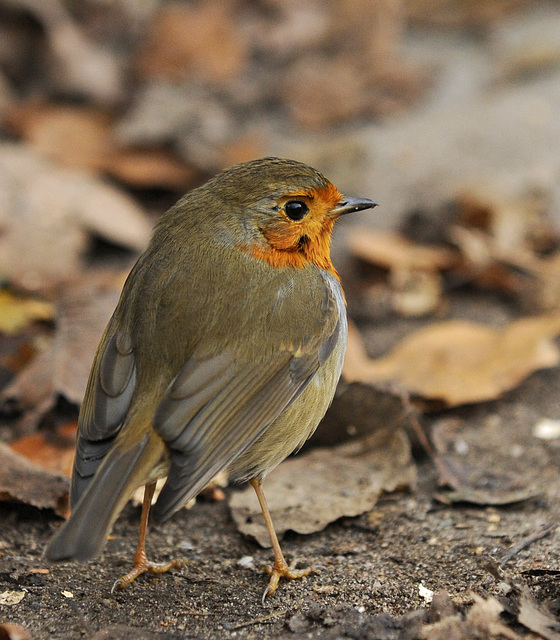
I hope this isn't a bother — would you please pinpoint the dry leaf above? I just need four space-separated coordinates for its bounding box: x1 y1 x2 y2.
422 593 521 640
0 443 68 516
347 228 458 316
344 316 560 407
0 144 151 291
229 429 415 547
348 228 458 272
9 0 124 105
115 82 240 172
484 566 560 640
0 591 26 606
1 271 126 432
517 589 560 640
105 149 195 189
9 422 76 478
137 1 248 81
306 380 409 450
0 289 54 335
5 102 196 189
5 103 113 172
283 56 369 128
0 622 31 640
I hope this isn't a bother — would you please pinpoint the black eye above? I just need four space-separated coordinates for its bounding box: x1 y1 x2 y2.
284 200 309 221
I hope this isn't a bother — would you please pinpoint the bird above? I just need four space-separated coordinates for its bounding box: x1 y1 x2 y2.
45 157 377 598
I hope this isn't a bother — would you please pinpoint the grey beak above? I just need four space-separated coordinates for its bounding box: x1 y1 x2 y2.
330 197 378 217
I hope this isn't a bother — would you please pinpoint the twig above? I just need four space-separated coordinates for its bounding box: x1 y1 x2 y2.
500 524 556 563
402 394 460 489
180 610 219 616
229 610 286 630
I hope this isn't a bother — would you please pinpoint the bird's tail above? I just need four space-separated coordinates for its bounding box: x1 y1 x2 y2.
45 432 163 562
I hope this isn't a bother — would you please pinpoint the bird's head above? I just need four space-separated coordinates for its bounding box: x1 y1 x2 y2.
208 157 377 275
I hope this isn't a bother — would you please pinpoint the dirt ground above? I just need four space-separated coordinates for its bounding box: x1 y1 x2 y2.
2 290 560 640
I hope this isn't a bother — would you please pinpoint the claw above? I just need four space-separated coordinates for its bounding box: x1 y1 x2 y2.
112 557 186 592
261 558 314 601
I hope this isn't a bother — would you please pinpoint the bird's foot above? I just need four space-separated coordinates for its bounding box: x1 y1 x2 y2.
262 559 314 602
111 557 187 593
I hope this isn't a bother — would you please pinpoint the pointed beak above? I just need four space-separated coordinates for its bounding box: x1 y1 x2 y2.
330 196 378 217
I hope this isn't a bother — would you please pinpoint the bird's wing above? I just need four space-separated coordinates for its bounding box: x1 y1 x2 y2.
71 319 137 506
151 313 342 523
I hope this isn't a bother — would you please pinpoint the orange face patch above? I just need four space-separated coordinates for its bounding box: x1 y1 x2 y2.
245 182 344 278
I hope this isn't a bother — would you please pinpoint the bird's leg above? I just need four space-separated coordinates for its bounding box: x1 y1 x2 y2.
112 481 185 591
251 478 313 600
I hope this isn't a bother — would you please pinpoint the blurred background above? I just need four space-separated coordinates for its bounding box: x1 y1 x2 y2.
0 0 559 459
0 0 559 454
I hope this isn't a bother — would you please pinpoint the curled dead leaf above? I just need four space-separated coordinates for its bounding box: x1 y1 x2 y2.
344 315 560 407
0 443 68 516
0 144 151 292
9 422 76 478
230 429 415 547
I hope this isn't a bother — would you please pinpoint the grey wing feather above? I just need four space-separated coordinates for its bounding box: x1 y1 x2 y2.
71 324 137 507
150 335 336 523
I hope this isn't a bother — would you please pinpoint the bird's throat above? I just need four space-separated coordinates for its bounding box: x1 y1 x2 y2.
245 230 339 280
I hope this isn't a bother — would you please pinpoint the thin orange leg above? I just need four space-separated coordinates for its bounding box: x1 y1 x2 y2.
251 478 313 601
112 482 185 591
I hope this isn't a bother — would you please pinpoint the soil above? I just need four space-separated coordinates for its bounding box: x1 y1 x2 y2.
2 291 560 640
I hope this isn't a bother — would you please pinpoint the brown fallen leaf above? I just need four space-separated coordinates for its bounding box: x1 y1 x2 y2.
5 102 197 190
422 593 521 640
343 315 560 407
9 422 76 478
8 0 124 106
0 442 68 516
105 149 196 190
5 103 113 173
304 380 409 450
229 428 415 547
0 144 151 292
347 228 458 316
455 184 554 255
0 622 31 640
347 228 458 272
115 82 240 172
485 563 560 640
518 590 560 640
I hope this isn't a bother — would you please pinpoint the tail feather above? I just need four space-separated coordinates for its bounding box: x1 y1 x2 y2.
45 433 155 562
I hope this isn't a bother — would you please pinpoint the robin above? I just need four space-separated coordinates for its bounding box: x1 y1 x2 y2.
45 157 377 598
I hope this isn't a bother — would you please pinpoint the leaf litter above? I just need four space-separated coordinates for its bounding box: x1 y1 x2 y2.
230 428 415 547
343 315 560 407
0 144 151 292
0 443 68 516
1 271 127 435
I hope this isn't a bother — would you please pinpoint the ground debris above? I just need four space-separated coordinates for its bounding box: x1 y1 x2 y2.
0 442 68 515
230 428 415 547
